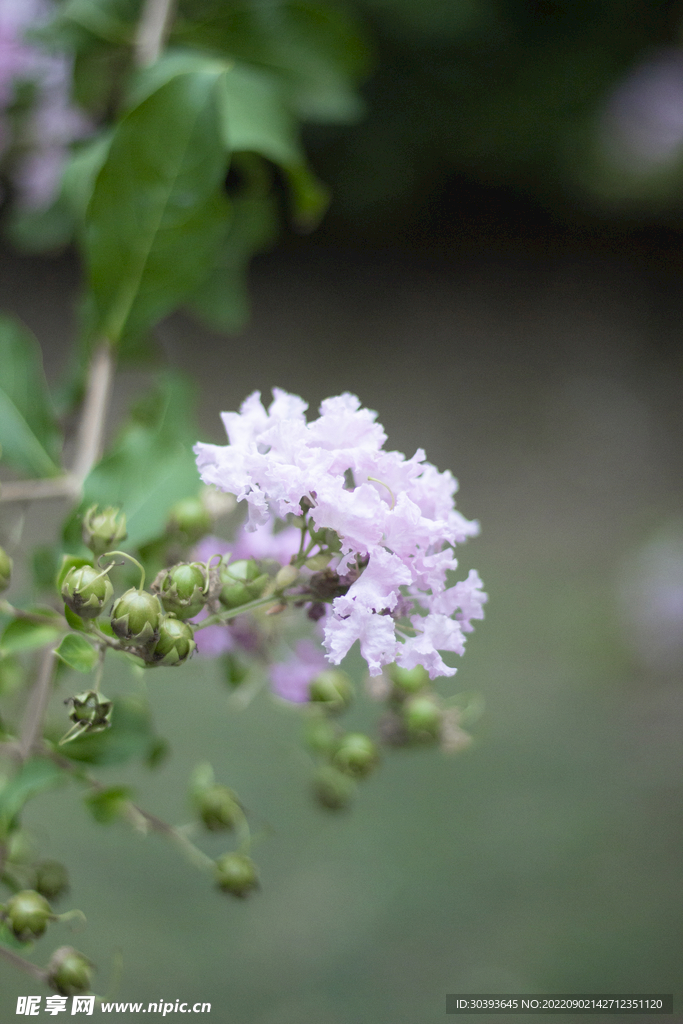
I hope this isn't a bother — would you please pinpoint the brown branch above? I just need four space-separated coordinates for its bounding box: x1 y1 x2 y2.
134 0 176 67
70 342 115 488
0 944 48 984
18 648 57 761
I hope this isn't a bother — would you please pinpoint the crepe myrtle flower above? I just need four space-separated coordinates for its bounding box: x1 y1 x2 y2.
194 390 487 679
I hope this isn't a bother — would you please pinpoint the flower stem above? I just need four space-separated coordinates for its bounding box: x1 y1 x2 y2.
195 594 282 630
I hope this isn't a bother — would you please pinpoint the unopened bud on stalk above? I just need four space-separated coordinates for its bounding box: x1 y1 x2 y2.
168 496 212 544
402 693 442 742
309 669 353 713
388 663 430 695
313 765 356 810
215 853 259 897
47 946 93 996
197 785 241 832
153 562 207 620
0 546 12 592
34 860 69 901
218 559 268 608
65 691 113 734
82 505 127 557
150 616 196 666
4 889 53 941
61 565 113 619
111 589 161 646
333 732 378 778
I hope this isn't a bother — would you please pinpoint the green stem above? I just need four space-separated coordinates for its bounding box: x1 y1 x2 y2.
195 594 282 630
101 550 145 591
0 944 48 984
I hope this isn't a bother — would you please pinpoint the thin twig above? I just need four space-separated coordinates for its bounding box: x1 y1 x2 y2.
70 342 115 488
134 0 176 67
0 944 48 984
0 341 115 505
18 648 57 761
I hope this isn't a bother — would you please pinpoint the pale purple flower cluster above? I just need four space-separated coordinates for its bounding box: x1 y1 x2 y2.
194 390 487 679
0 0 89 208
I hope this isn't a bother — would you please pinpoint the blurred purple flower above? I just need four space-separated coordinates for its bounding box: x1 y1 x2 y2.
602 48 683 169
0 0 90 208
270 639 327 703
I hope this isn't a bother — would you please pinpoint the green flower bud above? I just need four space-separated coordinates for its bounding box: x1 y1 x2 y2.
66 691 113 733
34 860 69 901
313 765 356 810
333 732 379 778
215 853 259 898
309 669 353 713
0 546 12 593
168 496 212 544
302 716 338 755
218 559 269 608
111 588 161 645
47 946 93 997
82 505 127 557
197 785 241 832
388 663 430 695
61 565 113 619
153 562 207 620
150 616 196 666
402 694 442 742
4 890 53 941
274 564 298 590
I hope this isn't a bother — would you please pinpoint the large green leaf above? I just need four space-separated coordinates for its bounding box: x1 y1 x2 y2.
85 69 230 346
54 633 99 674
0 316 62 477
218 63 303 166
0 619 62 657
75 373 201 549
0 758 67 834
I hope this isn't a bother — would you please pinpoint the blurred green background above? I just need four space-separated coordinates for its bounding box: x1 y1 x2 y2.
2 0 683 1019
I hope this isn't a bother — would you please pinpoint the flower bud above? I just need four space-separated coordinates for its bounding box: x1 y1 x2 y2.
82 505 127 557
111 589 161 645
150 616 196 666
302 716 338 755
388 663 430 695
197 785 241 831
0 546 12 592
47 946 93 997
34 860 69 901
4 889 52 941
66 691 113 733
274 564 298 590
218 560 268 608
313 765 356 810
153 562 207 620
61 565 113 620
215 853 259 897
402 694 442 742
308 669 353 713
168 496 212 544
333 732 378 778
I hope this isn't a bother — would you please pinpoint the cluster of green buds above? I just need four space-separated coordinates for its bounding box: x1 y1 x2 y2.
189 764 257 897
0 545 12 592
0 830 70 900
299 666 380 811
380 664 444 745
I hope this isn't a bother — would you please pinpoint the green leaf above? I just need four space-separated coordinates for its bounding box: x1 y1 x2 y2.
84 785 132 823
0 758 67 833
218 63 303 166
85 69 230 346
32 545 62 593
63 132 113 224
58 695 164 767
186 189 278 332
76 373 201 548
64 605 88 632
0 619 61 657
54 634 99 674
0 316 62 477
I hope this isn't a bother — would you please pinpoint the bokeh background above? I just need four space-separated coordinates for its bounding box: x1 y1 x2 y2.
2 0 683 1021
